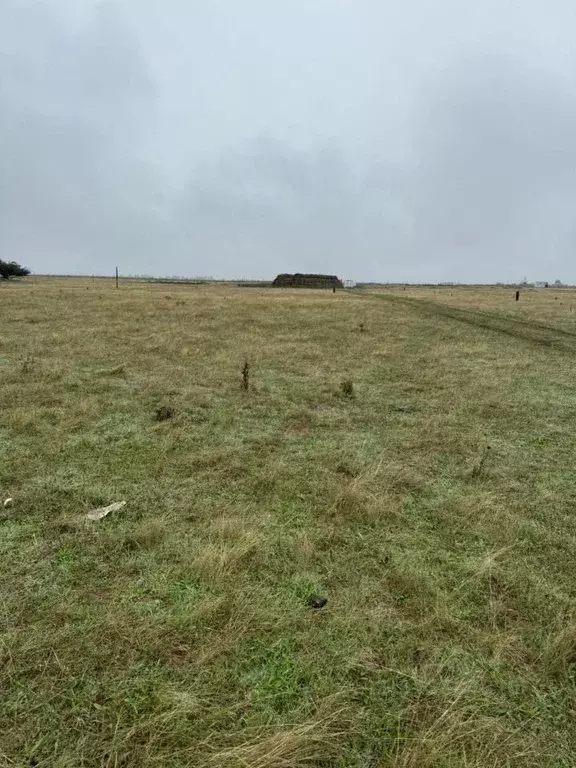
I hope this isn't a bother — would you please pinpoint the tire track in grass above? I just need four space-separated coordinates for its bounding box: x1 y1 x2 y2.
364 292 576 354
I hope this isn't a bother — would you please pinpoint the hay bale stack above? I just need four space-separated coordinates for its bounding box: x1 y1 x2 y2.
272 273 344 289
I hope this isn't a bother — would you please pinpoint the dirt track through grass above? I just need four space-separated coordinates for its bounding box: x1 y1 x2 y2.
367 290 576 352
2 278 576 766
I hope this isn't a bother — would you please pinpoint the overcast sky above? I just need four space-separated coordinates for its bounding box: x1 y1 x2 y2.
2 0 576 282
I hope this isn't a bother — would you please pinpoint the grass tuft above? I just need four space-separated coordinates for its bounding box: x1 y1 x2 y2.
155 404 175 421
340 378 355 397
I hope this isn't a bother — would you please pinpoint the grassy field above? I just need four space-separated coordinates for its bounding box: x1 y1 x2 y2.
2 277 576 767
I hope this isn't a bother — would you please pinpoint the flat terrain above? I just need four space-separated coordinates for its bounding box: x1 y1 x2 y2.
2 278 576 767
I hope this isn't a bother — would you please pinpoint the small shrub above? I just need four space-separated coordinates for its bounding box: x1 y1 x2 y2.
241 360 250 391
155 405 175 422
340 379 354 398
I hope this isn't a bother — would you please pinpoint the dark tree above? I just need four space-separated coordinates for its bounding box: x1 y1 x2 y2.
0 260 30 280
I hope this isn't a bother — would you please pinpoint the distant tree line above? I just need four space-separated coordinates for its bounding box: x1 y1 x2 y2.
0 260 30 280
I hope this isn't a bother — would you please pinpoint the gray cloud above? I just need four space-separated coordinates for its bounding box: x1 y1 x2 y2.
404 56 576 280
2 0 576 282
0 1 166 273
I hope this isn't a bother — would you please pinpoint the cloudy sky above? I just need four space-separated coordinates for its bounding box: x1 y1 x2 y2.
2 0 576 282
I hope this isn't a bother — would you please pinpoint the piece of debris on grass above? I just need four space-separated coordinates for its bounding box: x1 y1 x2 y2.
307 594 328 609
3 498 13 508
86 500 127 521
155 405 175 422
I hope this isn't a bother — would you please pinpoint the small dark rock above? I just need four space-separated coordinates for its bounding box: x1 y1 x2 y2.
307 594 328 609
155 405 175 422
29 759 38 768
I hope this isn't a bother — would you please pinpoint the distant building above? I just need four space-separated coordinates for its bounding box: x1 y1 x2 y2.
272 273 344 289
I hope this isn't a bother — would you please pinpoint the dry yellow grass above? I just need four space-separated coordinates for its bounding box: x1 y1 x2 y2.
378 282 576 332
1 276 576 766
